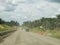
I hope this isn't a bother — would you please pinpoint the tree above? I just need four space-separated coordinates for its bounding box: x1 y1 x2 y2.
0 18 20 27
56 14 60 19
56 14 60 28
22 14 60 30
0 18 4 24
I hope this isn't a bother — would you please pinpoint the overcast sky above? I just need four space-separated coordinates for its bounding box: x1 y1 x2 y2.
0 0 60 24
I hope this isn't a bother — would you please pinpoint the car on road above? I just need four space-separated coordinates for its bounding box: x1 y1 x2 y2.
25 28 29 32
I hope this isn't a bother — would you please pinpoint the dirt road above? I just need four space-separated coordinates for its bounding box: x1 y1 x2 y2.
0 29 60 45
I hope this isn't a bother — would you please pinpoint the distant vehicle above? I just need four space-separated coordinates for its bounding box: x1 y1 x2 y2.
26 28 29 32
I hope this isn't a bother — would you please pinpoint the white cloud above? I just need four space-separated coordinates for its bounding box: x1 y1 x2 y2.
0 0 60 24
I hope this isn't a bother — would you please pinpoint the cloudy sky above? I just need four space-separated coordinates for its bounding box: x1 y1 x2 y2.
0 0 60 24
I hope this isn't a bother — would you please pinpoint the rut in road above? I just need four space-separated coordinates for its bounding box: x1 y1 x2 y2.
0 30 60 45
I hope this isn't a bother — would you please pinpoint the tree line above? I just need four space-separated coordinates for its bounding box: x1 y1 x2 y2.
22 14 60 30
0 18 20 26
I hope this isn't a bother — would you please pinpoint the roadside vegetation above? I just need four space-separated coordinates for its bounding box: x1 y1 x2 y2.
0 18 19 32
22 14 60 39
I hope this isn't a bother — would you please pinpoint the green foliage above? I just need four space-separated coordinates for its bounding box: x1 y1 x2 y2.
0 19 4 24
50 30 60 39
0 18 19 32
5 21 19 26
56 14 60 19
0 24 10 32
22 14 60 30
30 27 41 32
22 14 60 39
0 18 20 26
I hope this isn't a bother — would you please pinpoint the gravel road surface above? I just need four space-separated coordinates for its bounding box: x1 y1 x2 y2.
0 29 60 45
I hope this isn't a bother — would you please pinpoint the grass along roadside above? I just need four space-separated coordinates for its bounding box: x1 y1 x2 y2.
50 30 60 39
30 27 60 39
0 24 11 32
0 24 18 42
0 24 18 32
22 26 60 39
